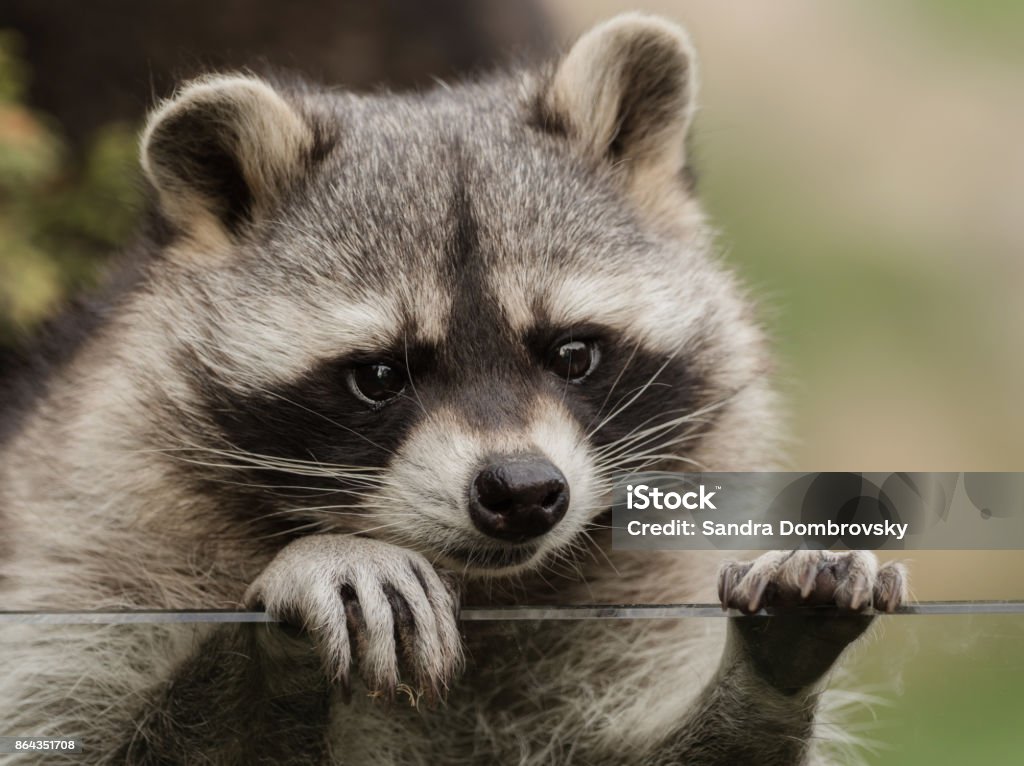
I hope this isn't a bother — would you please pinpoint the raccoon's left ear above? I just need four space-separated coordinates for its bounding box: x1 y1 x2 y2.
537 14 699 214
141 74 321 242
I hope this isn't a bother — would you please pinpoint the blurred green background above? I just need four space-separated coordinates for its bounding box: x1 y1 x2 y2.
1 1 1022 762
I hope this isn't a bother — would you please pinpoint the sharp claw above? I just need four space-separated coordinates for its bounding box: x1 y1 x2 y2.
718 565 734 609
720 562 753 610
745 575 770 614
798 557 820 598
836 568 870 610
873 563 908 614
847 584 871 611
338 675 352 705
878 585 900 613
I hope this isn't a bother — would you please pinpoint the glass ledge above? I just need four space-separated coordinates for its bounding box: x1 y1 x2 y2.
2 600 1024 624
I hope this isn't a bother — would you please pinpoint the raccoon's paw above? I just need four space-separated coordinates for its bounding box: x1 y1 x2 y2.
717 551 908 693
718 550 907 615
245 535 463 705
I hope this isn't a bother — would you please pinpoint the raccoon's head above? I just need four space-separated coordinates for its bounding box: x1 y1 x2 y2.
133 15 777 577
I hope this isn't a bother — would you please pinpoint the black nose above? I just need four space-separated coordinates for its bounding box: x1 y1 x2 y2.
469 456 570 542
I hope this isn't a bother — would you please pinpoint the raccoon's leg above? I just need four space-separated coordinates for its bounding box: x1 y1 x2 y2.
638 550 908 765
115 535 463 764
112 622 334 764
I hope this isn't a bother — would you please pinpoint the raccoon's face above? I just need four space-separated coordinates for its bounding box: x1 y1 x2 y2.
136 16 771 576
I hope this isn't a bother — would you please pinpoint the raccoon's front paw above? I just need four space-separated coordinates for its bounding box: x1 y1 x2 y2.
245 535 463 704
718 549 907 615
717 551 908 693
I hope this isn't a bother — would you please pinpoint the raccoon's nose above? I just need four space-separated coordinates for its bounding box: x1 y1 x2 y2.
469 456 570 542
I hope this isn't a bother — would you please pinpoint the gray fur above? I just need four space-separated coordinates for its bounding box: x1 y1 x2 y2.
0 14 906 765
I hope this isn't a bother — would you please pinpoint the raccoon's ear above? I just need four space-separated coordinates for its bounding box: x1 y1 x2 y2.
538 15 698 212
141 75 317 239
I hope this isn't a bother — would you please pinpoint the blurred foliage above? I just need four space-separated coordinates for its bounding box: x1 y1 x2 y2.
913 0 1024 60
0 30 140 345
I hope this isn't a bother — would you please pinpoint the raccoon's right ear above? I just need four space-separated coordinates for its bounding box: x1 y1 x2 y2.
141 75 322 241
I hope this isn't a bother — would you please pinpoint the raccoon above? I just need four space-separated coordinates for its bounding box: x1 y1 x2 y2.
0 14 907 765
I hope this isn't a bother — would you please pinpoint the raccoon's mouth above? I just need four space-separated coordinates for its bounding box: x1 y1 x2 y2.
443 541 542 570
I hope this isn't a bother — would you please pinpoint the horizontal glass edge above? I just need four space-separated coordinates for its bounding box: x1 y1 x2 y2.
2 601 1024 624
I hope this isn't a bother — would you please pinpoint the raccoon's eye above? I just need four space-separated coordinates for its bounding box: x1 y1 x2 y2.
348 363 406 406
547 340 600 382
